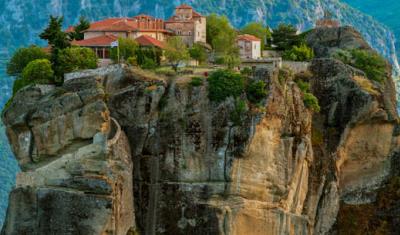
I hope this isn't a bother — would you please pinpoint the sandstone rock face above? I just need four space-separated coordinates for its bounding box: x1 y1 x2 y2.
1 77 135 235
2 28 400 234
306 26 372 59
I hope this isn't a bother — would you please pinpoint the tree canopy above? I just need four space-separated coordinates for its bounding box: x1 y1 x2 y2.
189 43 208 64
22 59 54 82
241 22 271 49
272 24 301 51
206 14 237 55
6 46 49 76
69 16 90 41
57 47 97 74
40 16 71 50
110 38 139 62
164 36 190 71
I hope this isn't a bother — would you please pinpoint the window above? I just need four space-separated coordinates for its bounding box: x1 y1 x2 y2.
188 31 192 36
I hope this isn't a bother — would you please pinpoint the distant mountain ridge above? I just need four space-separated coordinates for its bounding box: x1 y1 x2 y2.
343 0 400 59
0 0 399 227
0 0 398 72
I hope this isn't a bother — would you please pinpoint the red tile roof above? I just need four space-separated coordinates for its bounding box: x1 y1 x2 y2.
237 34 261 42
65 26 75 33
72 34 118 47
135 35 165 49
82 17 170 33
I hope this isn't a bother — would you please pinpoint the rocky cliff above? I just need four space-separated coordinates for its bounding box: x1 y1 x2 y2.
1 28 400 234
1 1 400 225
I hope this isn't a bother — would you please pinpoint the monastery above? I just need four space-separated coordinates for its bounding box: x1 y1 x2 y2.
69 4 206 60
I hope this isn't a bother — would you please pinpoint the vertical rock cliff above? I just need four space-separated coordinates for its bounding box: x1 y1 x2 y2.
1 27 400 235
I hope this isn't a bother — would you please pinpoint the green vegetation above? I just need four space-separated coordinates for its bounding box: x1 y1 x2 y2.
246 80 268 104
68 16 90 41
206 14 239 68
57 47 97 73
230 98 247 126
208 69 245 102
295 78 320 112
7 59 55 100
241 22 271 49
272 24 302 51
154 67 176 77
189 43 208 64
240 67 253 77
136 47 162 68
22 59 54 82
190 77 204 87
296 79 310 93
40 16 71 78
282 44 314 61
110 38 139 62
6 46 49 76
303 93 320 112
165 36 190 71
334 49 387 83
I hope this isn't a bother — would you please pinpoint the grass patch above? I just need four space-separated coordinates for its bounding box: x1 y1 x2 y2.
352 75 380 96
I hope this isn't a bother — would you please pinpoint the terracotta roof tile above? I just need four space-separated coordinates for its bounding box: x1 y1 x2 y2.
237 34 261 42
72 34 118 47
135 35 165 49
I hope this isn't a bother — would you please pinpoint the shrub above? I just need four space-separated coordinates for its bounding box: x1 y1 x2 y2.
334 49 387 83
303 93 320 112
230 98 247 126
208 69 245 102
7 46 49 76
140 57 157 70
136 47 162 67
282 44 314 61
154 67 176 77
296 79 310 93
190 77 204 87
246 80 268 104
127 57 137 66
351 49 387 83
22 59 54 82
57 47 97 74
240 67 253 77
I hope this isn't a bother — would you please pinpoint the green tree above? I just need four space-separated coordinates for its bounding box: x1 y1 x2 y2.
164 36 190 71
110 38 139 62
206 14 237 54
189 43 208 65
40 16 71 79
40 16 71 50
272 24 301 51
135 47 162 67
57 47 97 73
282 44 314 61
69 16 90 41
241 22 271 49
21 59 54 83
246 80 268 104
208 69 245 102
6 46 49 76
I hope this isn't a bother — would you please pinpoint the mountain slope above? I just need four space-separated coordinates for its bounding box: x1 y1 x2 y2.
343 0 400 57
